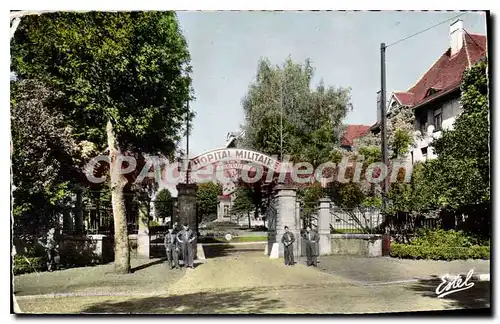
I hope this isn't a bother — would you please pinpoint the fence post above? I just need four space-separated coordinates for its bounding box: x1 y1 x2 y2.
318 197 332 255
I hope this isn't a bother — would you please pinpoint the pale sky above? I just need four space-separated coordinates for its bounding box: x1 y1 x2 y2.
176 11 487 157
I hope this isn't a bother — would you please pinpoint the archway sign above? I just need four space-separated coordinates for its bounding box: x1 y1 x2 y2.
188 148 284 195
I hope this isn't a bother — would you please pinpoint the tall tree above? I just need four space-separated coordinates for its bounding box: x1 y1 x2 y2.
241 57 352 165
11 12 192 273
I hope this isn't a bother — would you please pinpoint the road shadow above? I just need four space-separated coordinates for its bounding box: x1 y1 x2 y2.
406 276 491 310
202 245 236 258
203 245 265 259
81 289 284 314
131 258 167 273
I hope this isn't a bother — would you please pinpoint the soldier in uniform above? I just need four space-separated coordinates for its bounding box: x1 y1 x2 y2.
164 227 179 269
38 227 59 272
302 225 319 267
176 223 196 268
281 226 295 266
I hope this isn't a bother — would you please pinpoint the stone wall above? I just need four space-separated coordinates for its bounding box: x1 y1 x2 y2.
58 234 114 264
330 234 382 257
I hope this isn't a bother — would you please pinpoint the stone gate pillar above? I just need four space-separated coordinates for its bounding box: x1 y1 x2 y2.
137 200 150 259
176 183 203 259
295 199 302 257
269 185 297 259
176 183 198 230
318 197 332 255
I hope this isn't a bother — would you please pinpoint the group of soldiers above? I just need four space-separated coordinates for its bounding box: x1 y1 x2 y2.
163 222 196 269
281 225 320 267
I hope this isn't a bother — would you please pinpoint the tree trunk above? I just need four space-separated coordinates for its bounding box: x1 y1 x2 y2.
107 120 130 274
247 211 251 229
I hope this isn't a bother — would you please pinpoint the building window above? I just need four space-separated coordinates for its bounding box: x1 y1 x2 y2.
419 115 428 134
421 147 428 159
411 151 414 164
434 108 443 131
223 205 229 218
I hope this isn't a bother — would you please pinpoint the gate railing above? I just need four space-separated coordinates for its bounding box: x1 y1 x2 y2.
301 202 319 231
329 206 383 234
266 201 277 232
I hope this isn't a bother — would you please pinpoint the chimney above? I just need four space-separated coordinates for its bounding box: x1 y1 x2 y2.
449 19 464 56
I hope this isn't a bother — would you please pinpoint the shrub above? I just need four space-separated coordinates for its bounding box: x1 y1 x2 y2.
411 228 476 248
390 228 490 260
13 255 45 275
390 244 490 260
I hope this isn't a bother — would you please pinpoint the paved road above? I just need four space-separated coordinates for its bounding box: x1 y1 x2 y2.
15 248 490 314
311 255 490 283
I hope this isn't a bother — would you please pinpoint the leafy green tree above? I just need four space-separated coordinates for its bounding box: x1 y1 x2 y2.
241 57 352 165
11 12 192 273
11 79 78 241
154 188 173 223
386 162 436 215
196 182 222 223
298 182 324 217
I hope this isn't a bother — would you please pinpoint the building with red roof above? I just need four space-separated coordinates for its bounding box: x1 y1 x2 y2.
341 124 372 150
373 19 487 163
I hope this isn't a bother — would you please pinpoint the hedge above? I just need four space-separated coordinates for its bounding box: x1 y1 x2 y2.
390 244 490 261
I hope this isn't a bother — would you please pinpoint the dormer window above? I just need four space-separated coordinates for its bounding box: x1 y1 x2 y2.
425 87 441 98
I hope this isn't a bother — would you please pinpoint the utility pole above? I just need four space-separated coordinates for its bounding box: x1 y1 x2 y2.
280 72 284 161
380 43 388 210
